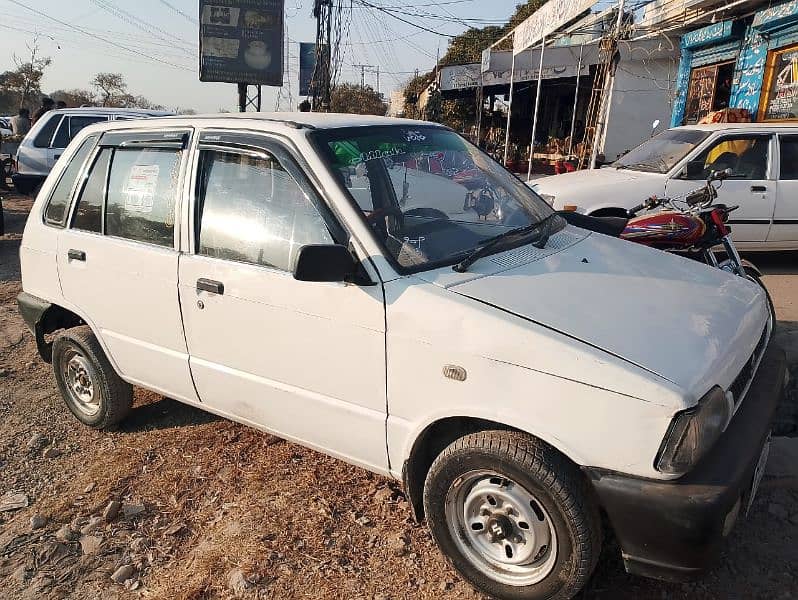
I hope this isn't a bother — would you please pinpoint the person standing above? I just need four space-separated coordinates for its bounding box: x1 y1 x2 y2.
10 108 31 136
32 97 54 124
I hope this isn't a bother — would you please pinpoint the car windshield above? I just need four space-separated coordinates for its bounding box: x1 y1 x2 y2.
313 126 556 272
612 129 710 173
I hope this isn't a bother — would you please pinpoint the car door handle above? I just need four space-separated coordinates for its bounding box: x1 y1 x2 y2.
196 278 224 295
67 249 86 261
751 185 767 193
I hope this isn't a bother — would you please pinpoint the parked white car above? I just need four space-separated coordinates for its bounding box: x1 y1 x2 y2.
18 114 783 600
12 107 172 195
531 123 798 251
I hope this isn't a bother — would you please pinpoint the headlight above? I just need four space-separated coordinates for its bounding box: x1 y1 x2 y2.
656 386 731 476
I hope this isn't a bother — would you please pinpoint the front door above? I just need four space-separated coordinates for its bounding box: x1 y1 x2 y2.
56 129 198 404
178 133 388 473
666 133 775 242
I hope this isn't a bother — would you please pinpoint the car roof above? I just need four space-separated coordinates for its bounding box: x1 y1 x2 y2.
48 107 174 117
676 122 798 132
87 111 442 133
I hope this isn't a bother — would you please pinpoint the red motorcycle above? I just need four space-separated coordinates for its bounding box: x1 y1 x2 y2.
559 170 773 311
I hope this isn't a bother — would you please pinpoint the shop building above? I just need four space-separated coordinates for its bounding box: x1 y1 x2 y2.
671 0 798 125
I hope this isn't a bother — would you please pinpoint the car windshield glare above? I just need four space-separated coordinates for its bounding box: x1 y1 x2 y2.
612 129 710 173
314 126 554 272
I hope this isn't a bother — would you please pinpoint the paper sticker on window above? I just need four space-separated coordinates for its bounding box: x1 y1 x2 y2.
405 130 426 142
124 165 160 213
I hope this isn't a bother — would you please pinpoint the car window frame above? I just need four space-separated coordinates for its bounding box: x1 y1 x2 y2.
777 133 798 181
75 127 194 250
66 145 113 235
42 133 102 229
32 114 64 149
187 129 349 271
674 131 774 181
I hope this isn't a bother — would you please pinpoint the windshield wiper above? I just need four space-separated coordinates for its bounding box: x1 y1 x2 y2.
453 214 558 273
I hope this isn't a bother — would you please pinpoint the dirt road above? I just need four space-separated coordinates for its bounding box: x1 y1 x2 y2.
1 191 796 599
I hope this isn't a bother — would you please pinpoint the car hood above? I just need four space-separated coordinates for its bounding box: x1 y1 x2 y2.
531 168 665 211
416 228 768 397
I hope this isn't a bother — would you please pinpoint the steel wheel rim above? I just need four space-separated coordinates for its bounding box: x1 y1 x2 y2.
61 349 99 416
445 470 558 586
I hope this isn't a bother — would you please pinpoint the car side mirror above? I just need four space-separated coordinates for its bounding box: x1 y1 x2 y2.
293 244 360 283
682 161 705 179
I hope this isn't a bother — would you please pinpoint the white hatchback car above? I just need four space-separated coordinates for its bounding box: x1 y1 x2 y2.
12 107 172 195
18 114 783 600
532 123 798 251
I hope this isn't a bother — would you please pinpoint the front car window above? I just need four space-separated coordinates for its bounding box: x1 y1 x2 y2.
613 128 710 173
312 126 554 272
195 149 333 271
682 135 770 181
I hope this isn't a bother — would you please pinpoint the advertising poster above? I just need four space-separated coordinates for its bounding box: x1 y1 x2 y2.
764 47 798 120
299 42 316 97
199 0 284 86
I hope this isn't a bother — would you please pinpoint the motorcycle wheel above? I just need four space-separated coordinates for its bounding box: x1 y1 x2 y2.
743 268 775 320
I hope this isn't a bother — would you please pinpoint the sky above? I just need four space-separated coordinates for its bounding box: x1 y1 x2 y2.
0 0 525 114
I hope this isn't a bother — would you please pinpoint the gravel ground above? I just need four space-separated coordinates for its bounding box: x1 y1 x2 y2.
0 190 797 600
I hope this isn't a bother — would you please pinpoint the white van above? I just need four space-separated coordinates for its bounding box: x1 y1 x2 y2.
17 114 783 600
12 107 172 195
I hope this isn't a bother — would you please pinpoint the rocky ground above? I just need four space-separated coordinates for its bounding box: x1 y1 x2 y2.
0 189 797 600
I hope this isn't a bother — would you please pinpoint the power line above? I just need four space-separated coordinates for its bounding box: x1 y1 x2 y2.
157 0 200 25
353 0 456 37
5 0 193 71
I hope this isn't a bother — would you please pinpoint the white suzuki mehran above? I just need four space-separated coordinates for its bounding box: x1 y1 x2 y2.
18 114 783 600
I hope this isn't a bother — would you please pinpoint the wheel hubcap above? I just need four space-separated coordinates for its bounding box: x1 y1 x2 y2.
445 472 558 586
62 350 99 416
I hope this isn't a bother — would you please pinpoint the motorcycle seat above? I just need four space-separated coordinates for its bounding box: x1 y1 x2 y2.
557 211 628 237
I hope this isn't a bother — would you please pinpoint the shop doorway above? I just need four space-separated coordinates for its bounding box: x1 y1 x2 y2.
683 60 735 124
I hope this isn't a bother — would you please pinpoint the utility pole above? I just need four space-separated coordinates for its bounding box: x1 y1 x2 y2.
375 66 380 95
589 0 624 169
352 64 375 88
313 0 333 111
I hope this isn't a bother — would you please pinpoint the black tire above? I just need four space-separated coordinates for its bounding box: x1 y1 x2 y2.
423 430 602 600
744 270 775 318
52 326 133 429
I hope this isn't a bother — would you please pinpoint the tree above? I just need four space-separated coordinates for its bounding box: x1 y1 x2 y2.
91 73 128 107
51 88 96 107
1 37 52 111
330 84 387 116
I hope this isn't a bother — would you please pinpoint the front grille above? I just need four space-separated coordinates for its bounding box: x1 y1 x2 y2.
728 324 769 408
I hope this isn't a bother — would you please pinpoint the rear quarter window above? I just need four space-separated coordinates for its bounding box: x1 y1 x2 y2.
33 114 61 148
43 134 101 226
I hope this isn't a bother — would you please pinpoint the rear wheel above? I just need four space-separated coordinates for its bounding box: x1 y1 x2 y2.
52 326 133 429
423 430 602 600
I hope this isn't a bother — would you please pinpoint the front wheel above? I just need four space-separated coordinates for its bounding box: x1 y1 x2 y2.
423 431 602 600
743 268 775 318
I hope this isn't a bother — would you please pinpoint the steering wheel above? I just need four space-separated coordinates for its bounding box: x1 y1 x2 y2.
366 205 405 237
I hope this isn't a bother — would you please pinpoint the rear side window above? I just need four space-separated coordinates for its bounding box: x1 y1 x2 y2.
52 116 107 149
44 134 100 226
780 137 798 180
71 149 111 233
105 147 181 247
33 114 61 148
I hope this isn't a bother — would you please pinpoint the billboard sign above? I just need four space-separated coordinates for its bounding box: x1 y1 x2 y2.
513 0 596 54
199 0 284 86
299 42 316 96
439 62 588 91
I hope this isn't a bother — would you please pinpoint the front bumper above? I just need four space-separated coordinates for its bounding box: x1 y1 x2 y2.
585 338 785 582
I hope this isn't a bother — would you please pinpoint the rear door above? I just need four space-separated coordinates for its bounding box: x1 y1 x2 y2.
666 133 776 242
56 128 198 403
769 134 798 244
178 130 388 473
